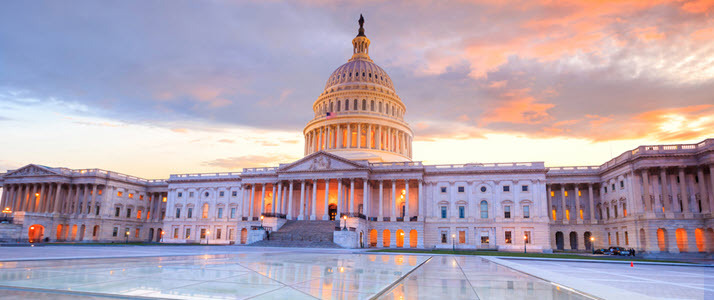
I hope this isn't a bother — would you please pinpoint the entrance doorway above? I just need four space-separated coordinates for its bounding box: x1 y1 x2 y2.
328 204 337 220
240 228 248 244
28 224 44 243
584 232 592 250
555 231 564 250
359 231 364 248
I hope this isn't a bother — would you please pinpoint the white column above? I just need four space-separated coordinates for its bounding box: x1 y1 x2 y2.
249 184 255 219
349 179 355 213
560 185 566 222
391 180 396 221
89 184 98 216
363 179 368 217
299 181 306 220
377 126 382 150
679 168 689 213
588 184 595 222
404 180 410 221
357 123 361 148
642 169 652 213
310 179 317 220
378 180 384 221
697 167 709 213
367 124 372 149
660 169 669 213
337 179 343 217
287 181 294 219
53 184 62 214
575 185 581 222
418 180 423 221
275 182 282 214
347 123 352 148
323 179 330 220
260 184 266 215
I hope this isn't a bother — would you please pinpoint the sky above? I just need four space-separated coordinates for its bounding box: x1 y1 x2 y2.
1 0 713 179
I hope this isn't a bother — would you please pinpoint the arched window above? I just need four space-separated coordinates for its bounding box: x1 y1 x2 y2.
202 203 209 219
329 102 333 112
379 102 383 113
353 99 358 110
362 99 366 110
371 100 375 111
345 100 349 111
480 201 488 218
337 100 341 112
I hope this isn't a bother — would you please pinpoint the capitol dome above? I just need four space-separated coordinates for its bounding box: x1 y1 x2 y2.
303 15 413 163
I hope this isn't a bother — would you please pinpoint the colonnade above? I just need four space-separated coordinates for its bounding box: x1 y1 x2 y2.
242 179 423 222
637 165 714 215
546 183 597 223
304 123 412 158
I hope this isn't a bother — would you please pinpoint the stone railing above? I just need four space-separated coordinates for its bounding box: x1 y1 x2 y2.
170 172 242 181
370 161 423 168
65 168 167 185
242 167 277 174
425 162 544 171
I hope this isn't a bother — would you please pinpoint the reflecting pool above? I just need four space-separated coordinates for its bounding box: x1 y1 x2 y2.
0 253 592 299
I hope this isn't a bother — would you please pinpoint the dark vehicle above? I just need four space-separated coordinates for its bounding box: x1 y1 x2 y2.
608 246 630 256
593 248 609 254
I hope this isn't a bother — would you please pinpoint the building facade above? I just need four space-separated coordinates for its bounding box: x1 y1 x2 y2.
1 17 713 254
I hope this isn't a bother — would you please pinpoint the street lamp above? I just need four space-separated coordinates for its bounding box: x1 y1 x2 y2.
451 234 455 252
524 235 528 253
160 230 164 243
260 215 264 229
590 236 595 252
342 215 347 231
125 230 130 244
204 230 210 245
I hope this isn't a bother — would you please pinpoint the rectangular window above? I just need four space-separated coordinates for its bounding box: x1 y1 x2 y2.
552 209 556 220
564 191 569 197
578 190 582 197
173 228 179 239
128 193 134 199
458 206 465 218
202 206 208 219
620 181 624 188
112 227 118 237
505 231 512 244
126 208 132 218
218 208 224 219
189 192 194 197
458 186 465 193
565 209 570 220
504 206 511 218
187 208 193 218
616 232 620 245
524 231 531 244
230 208 236 218
216 228 222 239
481 232 489 244
521 185 528 192
503 185 510 192
441 206 447 219
115 207 120 217
146 211 150 219
612 184 616 191
550 191 555 197
623 204 627 217
134 228 139 238
523 205 530 218
162 196 167 202
579 209 583 220
232 191 237 197
441 232 447 244
137 210 142 219
185 228 191 239
625 231 629 245
440 187 447 193
219 191 225 197
604 187 608 193
459 231 466 244
175 208 181 218
200 228 206 239
139 195 144 200
117 191 123 197
96 206 100 216
178 192 183 197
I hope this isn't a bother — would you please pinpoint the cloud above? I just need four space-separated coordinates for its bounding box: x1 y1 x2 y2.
217 139 235 143
203 154 299 169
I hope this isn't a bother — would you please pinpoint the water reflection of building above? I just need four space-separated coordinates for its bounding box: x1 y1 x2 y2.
1 16 713 255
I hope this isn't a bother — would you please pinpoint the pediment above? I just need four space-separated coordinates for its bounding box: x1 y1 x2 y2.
279 152 368 173
5 164 61 177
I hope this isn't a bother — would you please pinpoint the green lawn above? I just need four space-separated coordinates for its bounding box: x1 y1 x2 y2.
44 242 203 246
367 249 688 264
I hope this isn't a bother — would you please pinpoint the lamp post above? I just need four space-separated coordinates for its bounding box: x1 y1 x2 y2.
342 215 348 231
590 236 595 252
451 234 455 252
160 230 164 243
125 229 130 244
260 215 264 229
205 230 210 245
524 235 528 253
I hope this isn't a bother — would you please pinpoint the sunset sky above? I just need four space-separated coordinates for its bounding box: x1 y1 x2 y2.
1 1 713 179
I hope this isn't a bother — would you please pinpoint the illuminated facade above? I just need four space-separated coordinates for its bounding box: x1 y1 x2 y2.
1 17 713 254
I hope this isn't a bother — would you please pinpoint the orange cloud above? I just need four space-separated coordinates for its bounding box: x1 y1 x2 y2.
480 89 555 125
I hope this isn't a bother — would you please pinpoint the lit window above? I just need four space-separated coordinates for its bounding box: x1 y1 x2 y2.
458 206 465 218
503 185 510 192
608 232 612 245
200 228 206 239
162 197 167 202
625 231 629 245
523 205 530 218
128 193 134 199
440 206 447 219
139 195 144 200
459 231 466 244
564 191 568 197
521 185 528 192
565 209 570 220
202 203 209 218
504 206 511 218
552 209 556 220
98 190 103 195
550 191 555 197
173 228 179 239
623 204 627 217
137 210 142 219
458 186 465 193
117 191 123 197
578 190 582 197
185 228 191 239
505 231 512 244
579 209 583 220
134 228 139 238
480 201 488 218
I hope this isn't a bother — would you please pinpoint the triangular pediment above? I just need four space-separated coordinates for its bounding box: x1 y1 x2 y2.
5 164 61 177
278 151 369 173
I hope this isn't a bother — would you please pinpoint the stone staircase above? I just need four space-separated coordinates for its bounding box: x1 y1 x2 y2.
249 220 341 248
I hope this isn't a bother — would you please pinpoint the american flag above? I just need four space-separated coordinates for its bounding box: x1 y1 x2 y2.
326 112 334 119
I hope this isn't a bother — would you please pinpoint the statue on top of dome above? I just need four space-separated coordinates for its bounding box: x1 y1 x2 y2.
357 14 365 37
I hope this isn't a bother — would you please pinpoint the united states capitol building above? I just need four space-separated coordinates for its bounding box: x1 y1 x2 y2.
1 17 713 255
